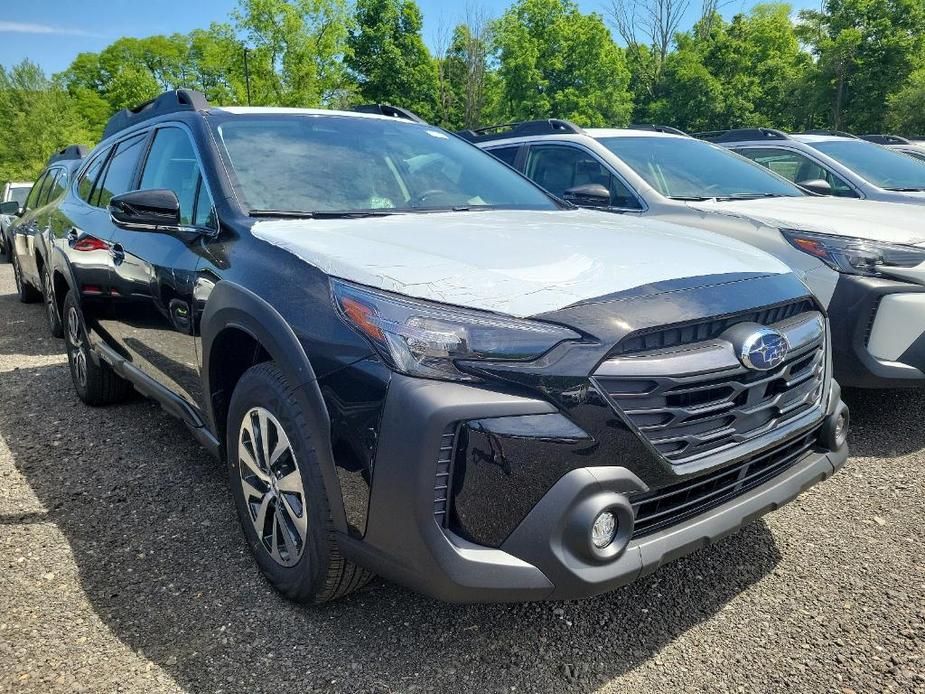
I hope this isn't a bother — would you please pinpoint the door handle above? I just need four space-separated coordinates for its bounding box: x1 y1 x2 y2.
110 243 125 263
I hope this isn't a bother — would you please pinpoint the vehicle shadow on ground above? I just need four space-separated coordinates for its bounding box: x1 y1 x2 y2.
841 387 925 457
0 357 785 693
0 290 64 357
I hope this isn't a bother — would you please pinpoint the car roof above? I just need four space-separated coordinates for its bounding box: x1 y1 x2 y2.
585 128 688 140
211 106 418 125
789 134 857 144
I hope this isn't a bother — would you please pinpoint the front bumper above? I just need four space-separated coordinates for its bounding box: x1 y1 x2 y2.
339 374 848 603
828 274 925 388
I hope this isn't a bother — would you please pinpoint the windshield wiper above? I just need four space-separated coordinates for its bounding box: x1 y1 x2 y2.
249 209 407 219
668 195 715 201
715 193 791 201
884 187 925 192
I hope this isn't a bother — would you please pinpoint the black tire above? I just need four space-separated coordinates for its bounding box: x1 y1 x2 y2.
12 253 41 303
41 264 64 338
63 290 132 406
1 232 10 263
227 361 373 604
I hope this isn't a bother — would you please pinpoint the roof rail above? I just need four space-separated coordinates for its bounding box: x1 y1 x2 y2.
696 128 790 144
861 134 912 145
47 144 89 166
456 119 585 144
103 89 210 140
628 124 689 137
800 129 858 139
350 104 428 124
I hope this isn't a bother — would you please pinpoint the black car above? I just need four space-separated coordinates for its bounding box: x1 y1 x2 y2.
40 90 848 603
5 145 88 335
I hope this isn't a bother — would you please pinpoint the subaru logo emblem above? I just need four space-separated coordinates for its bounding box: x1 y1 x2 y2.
739 328 790 371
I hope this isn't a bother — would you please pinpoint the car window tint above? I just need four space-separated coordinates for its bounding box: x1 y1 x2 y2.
25 172 49 209
737 148 857 198
94 134 146 208
38 170 61 205
488 146 520 168
525 145 642 209
192 177 216 229
47 169 67 202
140 128 209 226
78 150 110 203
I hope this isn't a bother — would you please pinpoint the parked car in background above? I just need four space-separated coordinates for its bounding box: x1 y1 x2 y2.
5 145 87 337
1 180 33 262
42 89 849 604
699 129 925 204
860 134 925 163
462 120 925 388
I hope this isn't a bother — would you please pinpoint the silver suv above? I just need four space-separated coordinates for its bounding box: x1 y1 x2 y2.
461 120 925 389
700 128 925 204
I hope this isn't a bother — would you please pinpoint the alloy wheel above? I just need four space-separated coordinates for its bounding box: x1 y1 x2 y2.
66 305 88 389
43 267 58 330
237 407 308 567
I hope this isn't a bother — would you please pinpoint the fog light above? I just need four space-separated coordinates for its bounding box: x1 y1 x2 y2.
834 410 849 448
591 510 617 549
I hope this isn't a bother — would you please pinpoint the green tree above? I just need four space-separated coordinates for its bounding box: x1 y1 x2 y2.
346 0 439 119
887 68 925 133
0 61 93 181
798 0 925 131
493 0 633 126
436 19 500 130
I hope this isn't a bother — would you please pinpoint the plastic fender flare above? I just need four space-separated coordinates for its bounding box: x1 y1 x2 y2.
200 280 348 534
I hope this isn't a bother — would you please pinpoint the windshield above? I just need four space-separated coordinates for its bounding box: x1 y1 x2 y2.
8 185 31 206
213 114 558 214
598 136 804 200
809 140 925 191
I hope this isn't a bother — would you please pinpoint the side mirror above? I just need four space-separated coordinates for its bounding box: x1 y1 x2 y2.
0 201 22 216
109 189 181 231
797 179 833 196
563 183 611 208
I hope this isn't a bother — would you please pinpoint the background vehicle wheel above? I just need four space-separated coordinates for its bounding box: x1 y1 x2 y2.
1 234 10 263
41 265 64 338
227 362 373 604
63 290 132 406
12 254 41 303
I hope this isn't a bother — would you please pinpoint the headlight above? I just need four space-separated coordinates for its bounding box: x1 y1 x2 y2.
781 229 925 277
331 279 581 381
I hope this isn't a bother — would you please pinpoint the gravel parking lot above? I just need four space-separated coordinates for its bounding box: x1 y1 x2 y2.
0 263 922 694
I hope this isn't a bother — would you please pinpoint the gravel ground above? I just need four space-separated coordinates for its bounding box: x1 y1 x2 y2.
0 262 922 694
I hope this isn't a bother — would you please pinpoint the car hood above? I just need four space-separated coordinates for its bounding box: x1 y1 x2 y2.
688 197 925 246
251 209 788 317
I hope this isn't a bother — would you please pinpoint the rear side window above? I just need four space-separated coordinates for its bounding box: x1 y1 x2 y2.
38 170 61 206
45 169 68 204
139 127 215 228
78 150 110 203
24 172 49 209
94 134 146 208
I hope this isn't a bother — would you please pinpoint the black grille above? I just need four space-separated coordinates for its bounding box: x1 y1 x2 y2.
598 343 824 462
612 299 815 356
433 425 457 526
629 427 820 538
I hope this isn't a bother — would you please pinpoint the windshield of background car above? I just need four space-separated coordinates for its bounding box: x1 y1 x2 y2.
213 114 559 213
598 136 805 199
9 185 31 206
809 140 925 191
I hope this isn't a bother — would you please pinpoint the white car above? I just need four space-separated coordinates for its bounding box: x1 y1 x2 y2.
462 121 925 388
1 180 32 262
860 134 925 164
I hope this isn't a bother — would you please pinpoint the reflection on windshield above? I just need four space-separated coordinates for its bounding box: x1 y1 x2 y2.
214 115 558 214
598 136 804 200
809 140 925 191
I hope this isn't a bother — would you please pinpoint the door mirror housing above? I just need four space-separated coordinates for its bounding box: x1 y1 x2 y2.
563 183 611 208
797 179 833 196
0 201 23 216
109 189 182 231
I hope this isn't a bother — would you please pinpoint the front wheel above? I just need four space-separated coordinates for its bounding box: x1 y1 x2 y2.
12 254 40 303
227 362 372 603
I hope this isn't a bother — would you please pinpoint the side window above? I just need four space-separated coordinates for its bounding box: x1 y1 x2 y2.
487 146 520 169
737 148 858 198
46 169 67 203
24 172 49 209
94 134 146 208
38 170 61 206
140 127 215 228
525 145 642 209
77 150 110 203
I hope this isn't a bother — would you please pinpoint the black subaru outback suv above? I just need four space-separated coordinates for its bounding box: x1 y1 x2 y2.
43 90 848 603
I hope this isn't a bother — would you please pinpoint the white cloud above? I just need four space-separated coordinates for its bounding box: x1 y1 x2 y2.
0 21 101 37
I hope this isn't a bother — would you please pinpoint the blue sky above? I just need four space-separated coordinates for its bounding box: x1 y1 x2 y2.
0 0 822 76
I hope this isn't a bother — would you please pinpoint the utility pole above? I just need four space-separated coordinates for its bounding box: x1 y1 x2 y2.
243 47 252 106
